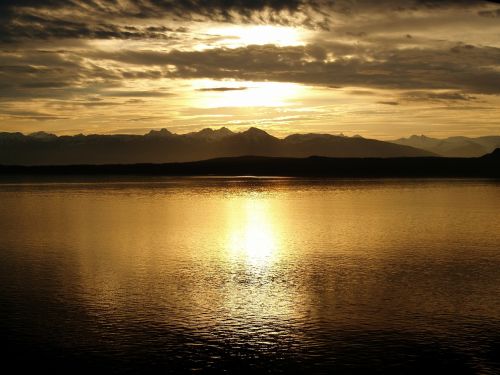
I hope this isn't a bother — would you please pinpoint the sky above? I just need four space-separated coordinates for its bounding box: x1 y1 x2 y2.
1 0 499 139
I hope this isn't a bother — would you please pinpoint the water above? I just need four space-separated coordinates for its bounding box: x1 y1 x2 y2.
1 178 499 374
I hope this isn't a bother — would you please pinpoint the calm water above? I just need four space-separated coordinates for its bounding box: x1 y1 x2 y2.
1 178 500 374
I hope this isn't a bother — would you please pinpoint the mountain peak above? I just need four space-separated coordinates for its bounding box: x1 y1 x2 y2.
237 127 277 142
217 127 234 135
146 128 173 137
243 127 270 136
409 134 431 140
203 127 233 135
190 127 234 140
28 131 57 139
195 128 214 135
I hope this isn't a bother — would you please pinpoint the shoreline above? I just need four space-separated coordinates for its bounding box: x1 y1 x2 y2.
0 155 499 179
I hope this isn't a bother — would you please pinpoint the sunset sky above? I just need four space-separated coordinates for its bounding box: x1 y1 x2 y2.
1 0 499 139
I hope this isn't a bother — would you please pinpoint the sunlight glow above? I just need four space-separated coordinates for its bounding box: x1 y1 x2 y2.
193 80 304 108
204 25 306 48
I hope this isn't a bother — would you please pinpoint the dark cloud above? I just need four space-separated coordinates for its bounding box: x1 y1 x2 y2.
92 43 500 94
0 109 69 121
77 101 118 107
478 8 500 16
402 91 478 102
1 35 499 107
0 0 305 17
378 101 399 105
21 81 73 89
349 90 376 96
0 17 182 42
0 51 120 100
0 0 309 42
197 87 248 92
100 90 172 97
1 0 497 42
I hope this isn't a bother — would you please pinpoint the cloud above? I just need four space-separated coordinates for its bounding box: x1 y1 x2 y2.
402 91 478 102
1 0 498 43
100 90 172 98
0 109 69 121
197 87 248 92
478 8 500 17
349 90 377 96
93 43 500 94
0 50 121 100
0 0 499 137
378 101 399 106
0 0 315 42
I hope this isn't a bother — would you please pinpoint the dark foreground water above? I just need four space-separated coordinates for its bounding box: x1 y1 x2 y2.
1 178 499 374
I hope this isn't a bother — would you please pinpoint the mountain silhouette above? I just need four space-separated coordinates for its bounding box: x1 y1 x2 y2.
482 148 500 159
391 135 500 157
1 155 498 178
187 127 234 140
0 127 437 165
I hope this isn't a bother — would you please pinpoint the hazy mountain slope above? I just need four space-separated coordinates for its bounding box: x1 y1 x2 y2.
283 133 432 158
392 135 500 157
0 127 435 165
472 136 500 151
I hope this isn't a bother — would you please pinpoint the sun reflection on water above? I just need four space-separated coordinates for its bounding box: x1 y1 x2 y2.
227 197 278 268
220 194 305 339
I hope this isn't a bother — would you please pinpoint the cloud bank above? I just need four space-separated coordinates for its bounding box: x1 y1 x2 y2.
0 0 499 138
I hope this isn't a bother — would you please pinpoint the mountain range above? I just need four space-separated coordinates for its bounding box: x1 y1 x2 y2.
391 135 500 157
0 127 437 165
